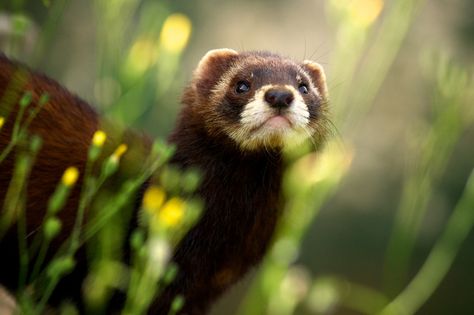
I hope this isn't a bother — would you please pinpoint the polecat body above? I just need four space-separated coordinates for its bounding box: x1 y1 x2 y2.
0 49 329 314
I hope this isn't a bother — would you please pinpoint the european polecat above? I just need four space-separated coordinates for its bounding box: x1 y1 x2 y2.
0 49 329 314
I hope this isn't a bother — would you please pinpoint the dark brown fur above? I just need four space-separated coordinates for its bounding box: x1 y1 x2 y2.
152 104 284 314
0 50 328 315
151 50 328 314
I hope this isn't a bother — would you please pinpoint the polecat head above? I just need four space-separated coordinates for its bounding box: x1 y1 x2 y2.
187 49 329 151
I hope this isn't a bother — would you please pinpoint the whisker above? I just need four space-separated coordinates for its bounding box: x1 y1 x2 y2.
308 41 331 62
325 117 343 142
303 126 318 151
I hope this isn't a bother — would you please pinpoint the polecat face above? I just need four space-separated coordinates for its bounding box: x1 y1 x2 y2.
190 49 329 151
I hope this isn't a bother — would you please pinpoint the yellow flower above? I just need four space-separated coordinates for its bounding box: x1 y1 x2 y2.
127 38 160 74
290 140 353 187
92 130 107 147
159 13 192 53
159 197 185 227
62 167 79 187
350 0 383 27
335 0 384 28
111 144 128 161
0 116 4 129
143 186 166 213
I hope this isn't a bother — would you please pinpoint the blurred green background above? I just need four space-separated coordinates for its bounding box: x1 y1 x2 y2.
0 0 473 314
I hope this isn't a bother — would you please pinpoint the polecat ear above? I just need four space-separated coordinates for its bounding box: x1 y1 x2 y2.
193 48 239 98
302 61 328 99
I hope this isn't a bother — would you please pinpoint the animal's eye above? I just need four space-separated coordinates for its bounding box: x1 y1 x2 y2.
236 81 251 94
298 83 309 94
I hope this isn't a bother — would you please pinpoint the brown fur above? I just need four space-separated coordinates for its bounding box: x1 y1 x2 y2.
151 50 329 314
0 55 99 250
0 50 329 314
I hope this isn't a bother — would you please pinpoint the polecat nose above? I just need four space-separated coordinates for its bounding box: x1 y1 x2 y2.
264 89 294 109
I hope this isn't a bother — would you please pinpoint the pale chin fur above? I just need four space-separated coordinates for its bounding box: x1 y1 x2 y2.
227 85 312 151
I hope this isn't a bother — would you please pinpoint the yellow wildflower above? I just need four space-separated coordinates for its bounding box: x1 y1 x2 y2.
92 130 107 147
290 140 353 187
62 167 79 187
349 0 383 27
159 13 192 53
159 197 185 227
111 144 128 162
0 116 4 129
143 186 166 213
334 0 384 28
127 38 160 74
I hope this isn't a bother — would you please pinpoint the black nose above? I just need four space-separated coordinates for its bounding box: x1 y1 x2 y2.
264 89 294 109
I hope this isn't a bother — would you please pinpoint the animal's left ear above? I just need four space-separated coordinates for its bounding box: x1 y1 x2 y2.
302 61 328 99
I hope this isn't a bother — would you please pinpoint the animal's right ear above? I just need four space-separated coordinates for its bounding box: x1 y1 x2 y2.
193 48 239 98
302 60 328 100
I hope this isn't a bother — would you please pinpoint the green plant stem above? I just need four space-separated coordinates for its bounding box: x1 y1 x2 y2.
342 0 425 133
84 179 139 243
0 69 28 120
309 277 390 315
0 141 16 164
17 195 28 289
0 146 39 286
238 167 344 315
15 150 40 289
0 97 27 164
330 25 370 124
84 152 166 243
30 238 51 282
383 58 470 294
32 0 71 67
67 162 93 255
34 276 60 315
379 169 474 315
124 260 160 315
0 154 30 238
0 91 46 164
341 283 389 315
